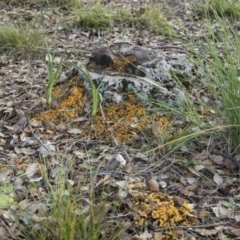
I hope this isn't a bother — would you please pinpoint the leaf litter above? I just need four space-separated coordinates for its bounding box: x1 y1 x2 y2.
0 0 240 239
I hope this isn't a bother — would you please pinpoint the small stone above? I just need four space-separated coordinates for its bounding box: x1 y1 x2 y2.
147 179 159 192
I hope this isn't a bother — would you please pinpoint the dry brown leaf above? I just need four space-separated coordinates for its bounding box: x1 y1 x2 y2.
72 116 89 122
29 188 39 198
73 151 87 159
223 158 238 171
116 180 128 189
19 130 31 141
14 147 36 155
173 228 185 237
73 173 86 186
198 209 209 218
195 228 220 236
123 163 134 173
91 202 112 223
186 178 197 184
55 123 67 131
0 169 14 181
139 229 152 239
188 237 196 240
224 227 240 237
209 154 224 165
132 236 145 240
212 202 231 217
0 226 7 239
153 232 162 240
96 175 111 187
39 141 56 157
25 163 39 178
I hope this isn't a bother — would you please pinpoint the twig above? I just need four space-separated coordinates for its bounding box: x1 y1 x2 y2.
148 220 233 232
27 118 43 145
105 213 131 219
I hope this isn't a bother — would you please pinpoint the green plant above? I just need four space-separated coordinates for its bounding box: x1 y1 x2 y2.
0 25 44 59
189 14 240 151
74 3 115 29
150 91 203 126
196 0 240 19
22 156 123 240
222 198 240 214
72 1 174 35
45 46 65 106
52 0 79 7
28 196 115 240
71 64 99 116
0 0 79 7
137 5 175 36
145 125 239 154
181 158 201 167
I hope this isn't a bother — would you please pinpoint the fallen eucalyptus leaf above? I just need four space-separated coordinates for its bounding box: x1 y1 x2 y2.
39 141 56 157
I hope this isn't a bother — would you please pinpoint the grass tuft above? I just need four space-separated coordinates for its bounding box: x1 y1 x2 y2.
74 3 115 29
137 5 175 36
188 12 240 151
0 25 44 59
197 0 240 19
0 0 79 8
72 1 174 36
22 156 123 240
28 196 121 240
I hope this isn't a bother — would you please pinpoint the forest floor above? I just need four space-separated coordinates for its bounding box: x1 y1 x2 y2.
0 0 240 239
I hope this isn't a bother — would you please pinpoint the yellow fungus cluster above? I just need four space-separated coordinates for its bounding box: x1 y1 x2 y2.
32 79 86 124
31 75 171 142
108 55 136 73
86 96 171 141
87 101 146 141
151 115 171 137
131 191 196 228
